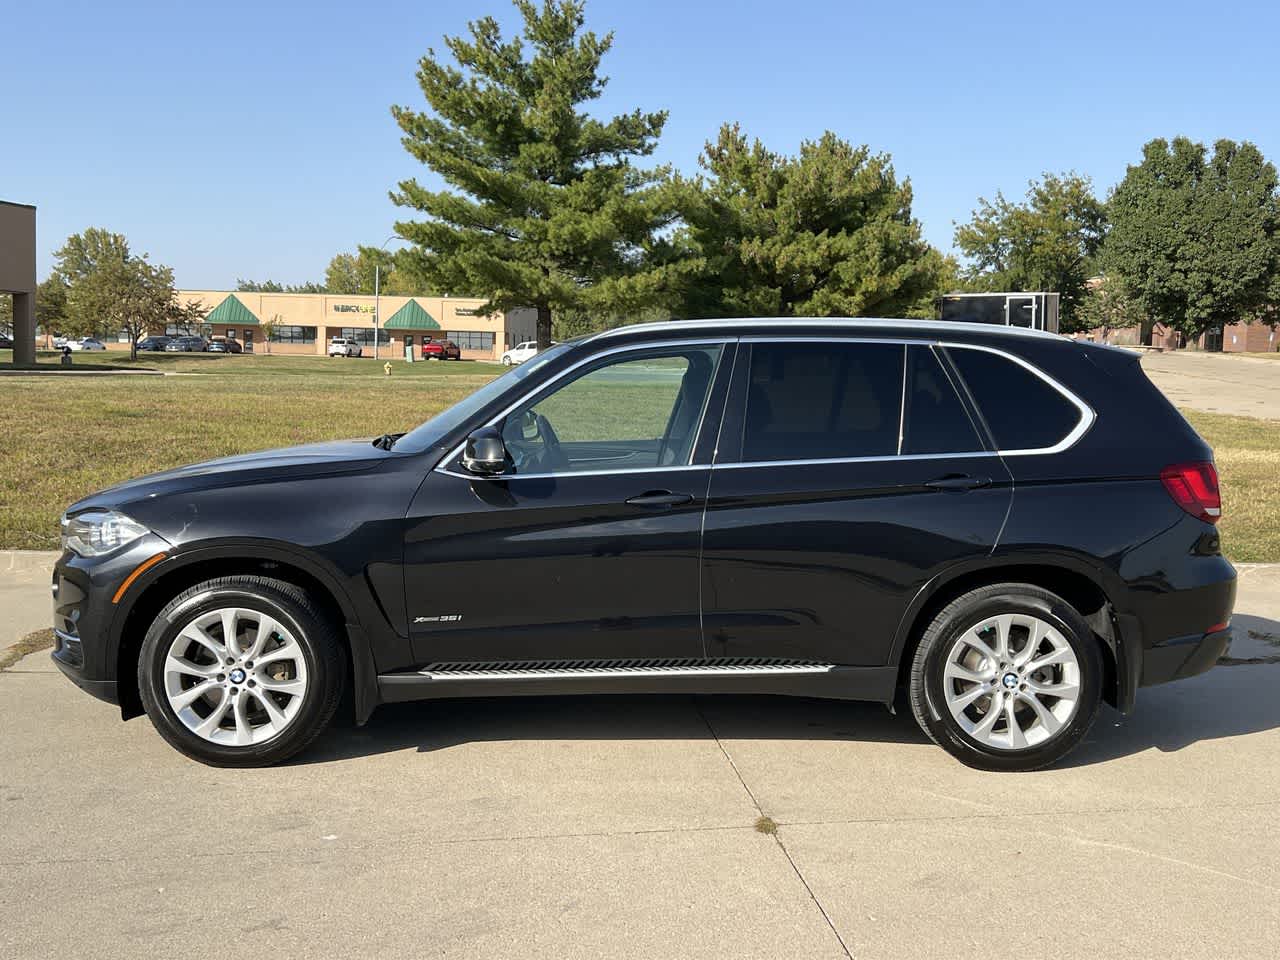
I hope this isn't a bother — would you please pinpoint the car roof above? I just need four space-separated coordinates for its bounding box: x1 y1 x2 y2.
586 317 1066 346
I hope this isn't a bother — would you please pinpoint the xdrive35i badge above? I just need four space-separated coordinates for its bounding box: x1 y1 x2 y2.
414 614 463 624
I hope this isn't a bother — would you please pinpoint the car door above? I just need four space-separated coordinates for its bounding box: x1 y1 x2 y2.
700 337 1014 667
401 339 735 667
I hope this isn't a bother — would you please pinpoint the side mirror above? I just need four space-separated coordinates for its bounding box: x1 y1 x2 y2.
462 427 509 476
520 410 541 441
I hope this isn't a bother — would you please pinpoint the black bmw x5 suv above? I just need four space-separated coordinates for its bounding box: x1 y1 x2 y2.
52 319 1236 770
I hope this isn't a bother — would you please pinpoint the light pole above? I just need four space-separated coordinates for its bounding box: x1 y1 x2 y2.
373 234 402 360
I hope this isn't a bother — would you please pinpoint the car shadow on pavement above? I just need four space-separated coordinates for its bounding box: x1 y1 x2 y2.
290 614 1280 769
1061 612 1280 768
293 692 930 766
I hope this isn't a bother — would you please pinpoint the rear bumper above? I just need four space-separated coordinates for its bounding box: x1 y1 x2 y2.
1139 626 1233 687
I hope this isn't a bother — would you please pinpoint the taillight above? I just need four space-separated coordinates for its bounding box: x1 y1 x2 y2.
1161 462 1221 524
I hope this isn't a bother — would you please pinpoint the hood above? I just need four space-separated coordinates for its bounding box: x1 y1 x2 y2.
68 438 397 514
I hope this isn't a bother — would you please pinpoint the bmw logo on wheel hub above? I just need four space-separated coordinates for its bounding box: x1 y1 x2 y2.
229 668 247 685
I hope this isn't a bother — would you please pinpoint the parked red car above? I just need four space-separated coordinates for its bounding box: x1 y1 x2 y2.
420 338 461 360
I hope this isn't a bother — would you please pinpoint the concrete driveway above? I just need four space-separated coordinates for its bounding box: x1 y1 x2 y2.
2 567 1278 959
1141 351 1280 419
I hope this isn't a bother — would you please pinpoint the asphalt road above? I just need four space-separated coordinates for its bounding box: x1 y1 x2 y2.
1141 350 1280 420
2 566 1278 959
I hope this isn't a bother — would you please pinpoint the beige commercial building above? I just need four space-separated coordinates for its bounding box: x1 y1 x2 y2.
153 291 536 362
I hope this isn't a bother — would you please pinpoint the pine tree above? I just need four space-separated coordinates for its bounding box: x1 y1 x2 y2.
390 1 689 347
679 124 950 319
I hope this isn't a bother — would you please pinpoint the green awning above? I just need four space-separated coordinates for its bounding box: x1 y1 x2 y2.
204 294 259 326
383 299 440 330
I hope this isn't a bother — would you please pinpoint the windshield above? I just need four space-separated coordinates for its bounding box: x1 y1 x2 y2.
394 341 576 453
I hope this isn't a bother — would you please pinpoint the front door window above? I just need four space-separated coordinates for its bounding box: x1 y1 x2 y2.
500 345 724 475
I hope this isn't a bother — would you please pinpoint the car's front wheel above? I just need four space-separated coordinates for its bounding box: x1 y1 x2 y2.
138 576 346 767
909 583 1103 772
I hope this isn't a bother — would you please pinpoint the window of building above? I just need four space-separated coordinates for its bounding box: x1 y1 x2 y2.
338 327 376 346
901 346 986 455
946 347 1082 451
165 323 201 336
741 342 904 463
403 334 415 346
117 329 130 343
448 330 495 351
269 325 317 344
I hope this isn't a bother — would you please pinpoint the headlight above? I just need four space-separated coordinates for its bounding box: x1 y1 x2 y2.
61 510 151 557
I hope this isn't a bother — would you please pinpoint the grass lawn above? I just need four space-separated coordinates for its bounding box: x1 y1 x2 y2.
1 350 505 549
1181 410 1280 563
2 349 1277 561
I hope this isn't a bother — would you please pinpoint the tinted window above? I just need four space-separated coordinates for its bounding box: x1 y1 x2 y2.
503 346 723 473
742 342 903 462
946 347 1081 451
902 346 985 454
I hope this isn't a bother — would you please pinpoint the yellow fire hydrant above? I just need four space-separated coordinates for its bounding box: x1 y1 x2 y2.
383 361 393 377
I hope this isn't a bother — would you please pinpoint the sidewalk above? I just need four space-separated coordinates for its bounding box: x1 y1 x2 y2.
1 550 59 654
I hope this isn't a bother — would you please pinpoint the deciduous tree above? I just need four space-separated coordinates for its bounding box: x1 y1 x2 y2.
64 251 198 360
953 173 1106 332
323 249 412 296
390 0 689 347
1106 137 1280 342
1076 274 1148 341
237 278 326 293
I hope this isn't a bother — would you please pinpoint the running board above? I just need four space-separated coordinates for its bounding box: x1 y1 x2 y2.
377 658 897 705
419 657 832 681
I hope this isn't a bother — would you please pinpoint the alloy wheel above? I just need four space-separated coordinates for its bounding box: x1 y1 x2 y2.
162 606 309 747
941 612 1081 751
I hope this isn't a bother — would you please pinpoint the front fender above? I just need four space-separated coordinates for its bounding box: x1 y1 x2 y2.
110 540 389 725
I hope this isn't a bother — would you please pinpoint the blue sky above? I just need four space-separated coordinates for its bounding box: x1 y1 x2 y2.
3 0 1277 288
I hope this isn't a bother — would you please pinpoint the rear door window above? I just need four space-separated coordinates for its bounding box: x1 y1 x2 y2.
740 341 903 462
946 346 1083 451
901 346 986 454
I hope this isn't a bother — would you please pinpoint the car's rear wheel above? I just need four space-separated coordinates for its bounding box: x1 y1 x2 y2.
909 583 1103 772
138 576 346 767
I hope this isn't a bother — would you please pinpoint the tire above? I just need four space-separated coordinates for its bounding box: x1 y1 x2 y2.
909 583 1102 772
137 576 346 767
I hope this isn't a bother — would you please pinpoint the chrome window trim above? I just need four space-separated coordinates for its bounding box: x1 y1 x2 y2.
713 336 1094 469
435 338 733 481
434 333 1094 479
711 450 1002 471
939 341 1096 457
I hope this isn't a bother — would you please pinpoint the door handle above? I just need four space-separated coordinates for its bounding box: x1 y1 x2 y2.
625 490 694 508
924 474 991 491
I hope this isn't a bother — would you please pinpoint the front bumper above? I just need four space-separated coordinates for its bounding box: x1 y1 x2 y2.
51 536 171 705
51 637 120 705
